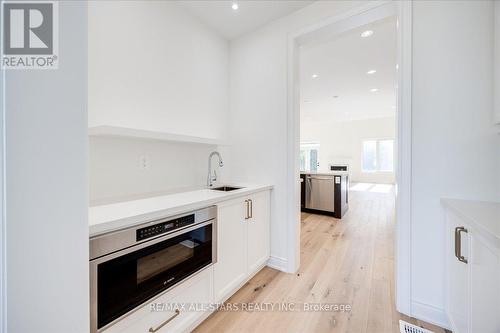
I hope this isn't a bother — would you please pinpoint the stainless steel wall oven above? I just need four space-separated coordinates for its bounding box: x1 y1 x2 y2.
89 206 217 333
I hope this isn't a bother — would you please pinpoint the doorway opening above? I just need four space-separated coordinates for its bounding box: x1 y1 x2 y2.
286 0 413 322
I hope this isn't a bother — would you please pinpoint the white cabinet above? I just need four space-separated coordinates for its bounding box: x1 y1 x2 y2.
101 188 272 333
214 190 271 303
445 213 470 333
247 191 271 273
443 201 500 333
214 197 248 302
470 234 500 333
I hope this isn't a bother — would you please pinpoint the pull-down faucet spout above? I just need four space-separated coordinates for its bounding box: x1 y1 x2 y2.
207 151 223 187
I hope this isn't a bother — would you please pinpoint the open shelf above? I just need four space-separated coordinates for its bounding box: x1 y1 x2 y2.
88 126 226 145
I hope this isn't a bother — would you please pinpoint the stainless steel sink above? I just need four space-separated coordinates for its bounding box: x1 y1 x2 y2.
210 186 243 192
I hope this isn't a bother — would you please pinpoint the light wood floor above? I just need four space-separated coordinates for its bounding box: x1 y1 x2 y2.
195 186 446 333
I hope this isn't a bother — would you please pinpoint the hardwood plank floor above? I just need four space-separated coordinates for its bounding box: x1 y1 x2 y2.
195 185 446 333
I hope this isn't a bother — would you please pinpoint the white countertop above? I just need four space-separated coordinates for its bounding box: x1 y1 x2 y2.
441 198 500 249
89 184 273 237
300 171 349 176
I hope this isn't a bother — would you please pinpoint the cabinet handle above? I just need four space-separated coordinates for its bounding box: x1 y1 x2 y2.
454 226 468 264
148 309 180 332
245 200 250 220
249 199 253 219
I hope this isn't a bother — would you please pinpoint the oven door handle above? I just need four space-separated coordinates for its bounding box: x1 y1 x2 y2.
148 309 180 332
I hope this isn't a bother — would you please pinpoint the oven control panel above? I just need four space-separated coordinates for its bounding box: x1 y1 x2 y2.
136 214 195 241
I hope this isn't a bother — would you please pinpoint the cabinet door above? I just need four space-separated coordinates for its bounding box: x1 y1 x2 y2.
213 199 247 303
247 190 271 274
470 234 500 333
445 213 470 333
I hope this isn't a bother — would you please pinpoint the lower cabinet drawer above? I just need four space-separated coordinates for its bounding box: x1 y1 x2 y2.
103 266 213 333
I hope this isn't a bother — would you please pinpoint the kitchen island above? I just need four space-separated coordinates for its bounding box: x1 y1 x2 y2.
300 171 349 218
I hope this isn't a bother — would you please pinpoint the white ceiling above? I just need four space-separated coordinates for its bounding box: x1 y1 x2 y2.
300 17 397 123
176 0 314 39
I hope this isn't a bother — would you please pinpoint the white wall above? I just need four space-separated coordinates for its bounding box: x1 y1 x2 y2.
88 1 229 201
226 0 500 328
301 117 396 183
411 0 500 324
495 2 500 125
88 1 229 141
89 137 219 204
4 2 89 333
225 0 373 271
0 33 5 333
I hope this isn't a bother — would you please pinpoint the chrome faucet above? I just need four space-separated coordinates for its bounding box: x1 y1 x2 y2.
207 151 224 187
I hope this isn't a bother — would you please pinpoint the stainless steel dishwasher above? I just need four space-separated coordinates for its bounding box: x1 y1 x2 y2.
305 174 335 213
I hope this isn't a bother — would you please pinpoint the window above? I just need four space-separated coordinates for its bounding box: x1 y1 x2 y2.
300 143 320 172
362 139 394 172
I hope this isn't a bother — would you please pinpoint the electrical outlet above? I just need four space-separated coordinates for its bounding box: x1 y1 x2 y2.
139 155 150 170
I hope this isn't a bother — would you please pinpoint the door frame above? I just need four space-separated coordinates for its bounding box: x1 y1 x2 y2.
285 0 412 316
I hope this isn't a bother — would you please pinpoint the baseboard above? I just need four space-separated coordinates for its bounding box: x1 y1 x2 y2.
185 310 214 333
411 301 451 330
266 255 288 272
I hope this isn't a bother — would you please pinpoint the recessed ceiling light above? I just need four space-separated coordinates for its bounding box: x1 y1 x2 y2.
370 88 379 92
312 74 319 79
361 30 374 38
366 70 377 75
333 95 339 99
231 2 239 10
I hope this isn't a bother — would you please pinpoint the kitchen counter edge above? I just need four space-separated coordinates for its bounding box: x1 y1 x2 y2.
89 184 273 238
441 198 500 250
